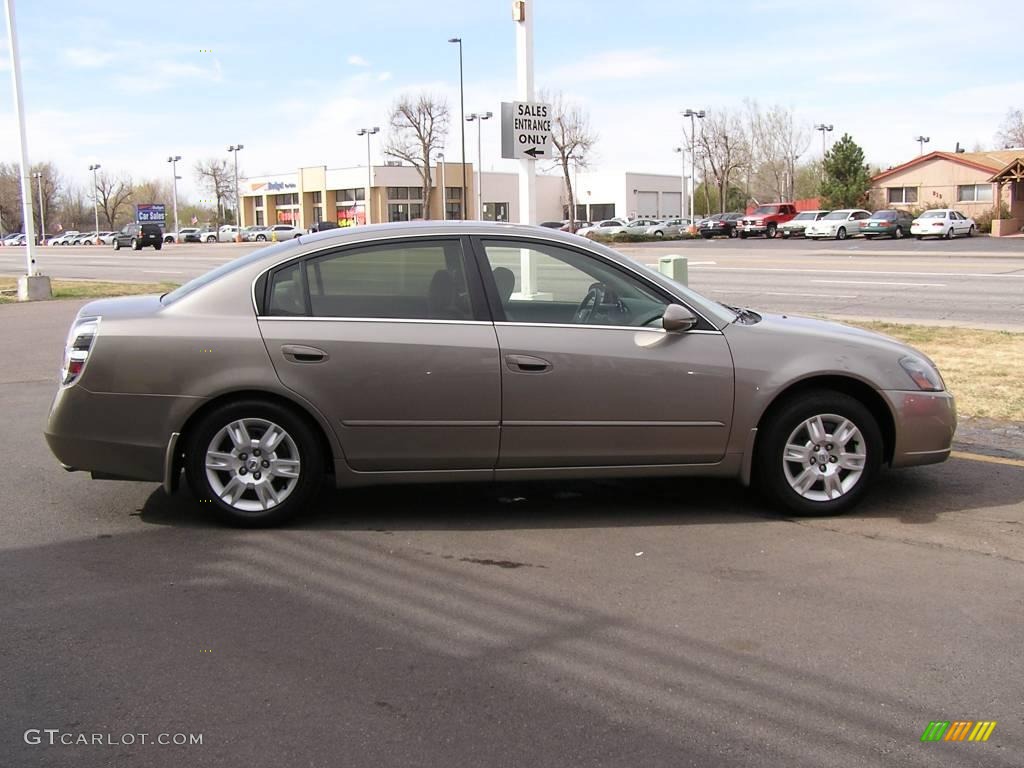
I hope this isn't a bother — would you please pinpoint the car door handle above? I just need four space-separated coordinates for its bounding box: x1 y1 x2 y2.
505 354 552 373
281 344 328 363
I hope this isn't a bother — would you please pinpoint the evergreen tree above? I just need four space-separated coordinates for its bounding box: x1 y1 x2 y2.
820 134 871 209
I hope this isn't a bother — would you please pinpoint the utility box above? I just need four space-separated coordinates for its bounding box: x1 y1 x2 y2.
658 255 688 286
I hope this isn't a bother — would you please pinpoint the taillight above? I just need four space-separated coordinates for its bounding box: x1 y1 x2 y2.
932 222 943 227
61 317 100 386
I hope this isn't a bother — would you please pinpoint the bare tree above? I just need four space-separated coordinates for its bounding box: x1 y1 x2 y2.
57 184 92 231
383 93 449 219
996 108 1024 148
94 171 134 230
698 109 751 213
542 90 598 231
0 162 25 232
746 101 811 202
194 158 235 226
29 161 61 235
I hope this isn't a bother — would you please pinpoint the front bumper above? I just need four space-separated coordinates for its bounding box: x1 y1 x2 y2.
883 389 957 468
740 224 767 235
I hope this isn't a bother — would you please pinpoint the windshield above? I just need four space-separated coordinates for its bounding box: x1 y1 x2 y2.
161 239 302 305
822 211 849 220
752 206 778 215
793 212 817 220
920 210 945 218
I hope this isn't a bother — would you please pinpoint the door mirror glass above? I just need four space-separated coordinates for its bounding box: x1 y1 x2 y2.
662 303 696 332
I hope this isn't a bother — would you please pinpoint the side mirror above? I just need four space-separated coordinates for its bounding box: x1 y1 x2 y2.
662 303 697 333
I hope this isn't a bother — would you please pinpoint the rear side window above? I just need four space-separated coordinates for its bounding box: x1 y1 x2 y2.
304 240 473 321
268 262 307 316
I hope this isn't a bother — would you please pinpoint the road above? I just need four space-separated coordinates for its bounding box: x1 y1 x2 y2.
3 234 1023 329
1 299 1023 768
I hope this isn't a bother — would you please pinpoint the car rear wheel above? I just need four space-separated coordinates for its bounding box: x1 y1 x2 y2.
728 228 738 238
653 230 664 238
256 234 266 241
836 227 847 240
185 400 324 527
756 390 882 516
154 242 162 251
131 238 140 250
893 227 903 239
112 239 121 250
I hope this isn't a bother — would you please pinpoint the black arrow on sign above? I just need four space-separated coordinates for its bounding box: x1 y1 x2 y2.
523 147 545 158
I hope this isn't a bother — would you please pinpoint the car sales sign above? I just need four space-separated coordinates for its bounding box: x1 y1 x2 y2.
501 101 553 160
136 204 166 224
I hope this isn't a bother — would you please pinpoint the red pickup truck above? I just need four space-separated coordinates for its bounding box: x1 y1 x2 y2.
738 203 797 239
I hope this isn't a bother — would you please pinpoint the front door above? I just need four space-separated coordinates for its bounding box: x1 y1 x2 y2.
258 237 500 472
474 237 735 468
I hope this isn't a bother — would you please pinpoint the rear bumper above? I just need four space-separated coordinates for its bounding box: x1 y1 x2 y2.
45 384 198 483
883 389 957 468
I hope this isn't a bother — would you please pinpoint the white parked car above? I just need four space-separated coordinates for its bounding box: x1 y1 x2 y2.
217 225 241 242
646 218 692 237
910 209 976 240
576 219 628 237
251 224 301 241
804 209 872 240
163 227 199 243
51 231 80 245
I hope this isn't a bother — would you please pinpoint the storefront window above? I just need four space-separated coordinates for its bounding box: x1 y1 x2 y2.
482 202 509 222
276 209 298 225
336 204 366 227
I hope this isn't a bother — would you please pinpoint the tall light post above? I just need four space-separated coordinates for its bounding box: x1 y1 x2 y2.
436 151 446 219
5 0 41 285
682 109 705 227
672 147 687 222
227 145 243 238
31 170 44 243
814 123 834 182
913 135 930 155
167 155 181 239
356 127 379 225
448 37 467 218
466 111 492 219
88 163 101 236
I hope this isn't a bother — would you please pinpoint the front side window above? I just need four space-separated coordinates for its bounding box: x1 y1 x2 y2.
480 239 668 328
302 240 472 321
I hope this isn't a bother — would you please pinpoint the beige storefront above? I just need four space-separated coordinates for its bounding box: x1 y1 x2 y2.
869 149 1024 236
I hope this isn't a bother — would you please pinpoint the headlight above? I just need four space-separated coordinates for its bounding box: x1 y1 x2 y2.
899 355 944 391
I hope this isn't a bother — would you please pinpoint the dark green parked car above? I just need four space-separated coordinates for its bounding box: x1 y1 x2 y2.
861 210 914 239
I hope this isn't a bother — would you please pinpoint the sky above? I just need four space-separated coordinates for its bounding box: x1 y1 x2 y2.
1 0 1022 199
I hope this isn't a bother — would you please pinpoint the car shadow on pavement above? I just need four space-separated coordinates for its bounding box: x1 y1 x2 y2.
138 458 1024 532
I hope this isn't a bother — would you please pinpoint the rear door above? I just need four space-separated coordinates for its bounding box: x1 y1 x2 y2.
257 236 501 472
473 236 734 468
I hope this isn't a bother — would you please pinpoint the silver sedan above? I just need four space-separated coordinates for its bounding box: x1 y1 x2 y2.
45 222 955 526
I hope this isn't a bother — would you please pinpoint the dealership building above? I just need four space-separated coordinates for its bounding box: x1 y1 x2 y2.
238 163 685 229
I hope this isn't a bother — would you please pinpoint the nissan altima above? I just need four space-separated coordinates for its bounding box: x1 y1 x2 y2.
45 222 956 526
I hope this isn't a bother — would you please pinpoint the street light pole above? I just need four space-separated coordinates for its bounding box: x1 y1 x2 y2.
682 109 705 226
4 0 38 279
32 171 44 243
227 145 243 239
437 152 446 219
88 163 101 236
448 37 466 218
167 155 181 240
672 147 686 222
356 127 379 224
814 123 834 182
913 135 930 155
466 111 492 219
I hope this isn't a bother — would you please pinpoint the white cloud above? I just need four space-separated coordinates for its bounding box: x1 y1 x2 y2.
64 47 117 69
347 54 370 67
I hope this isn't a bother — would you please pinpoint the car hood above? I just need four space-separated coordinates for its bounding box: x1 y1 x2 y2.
723 311 936 390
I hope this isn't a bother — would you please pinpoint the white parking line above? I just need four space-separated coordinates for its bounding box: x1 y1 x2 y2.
810 279 946 288
693 266 1023 279
142 270 184 275
713 289 857 299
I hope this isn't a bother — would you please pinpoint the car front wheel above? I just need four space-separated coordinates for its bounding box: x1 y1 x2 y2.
766 223 777 238
756 390 882 516
112 239 121 250
185 400 324 527
256 234 266 241
967 225 975 237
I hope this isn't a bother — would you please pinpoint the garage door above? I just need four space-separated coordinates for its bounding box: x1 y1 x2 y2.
636 191 658 217
661 192 681 217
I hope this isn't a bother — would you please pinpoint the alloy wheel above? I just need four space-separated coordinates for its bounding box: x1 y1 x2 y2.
782 413 866 502
204 418 302 512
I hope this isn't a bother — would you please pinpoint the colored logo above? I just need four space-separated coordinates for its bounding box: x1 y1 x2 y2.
920 721 996 742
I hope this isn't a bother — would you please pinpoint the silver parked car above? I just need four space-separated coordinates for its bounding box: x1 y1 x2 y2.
646 218 692 238
45 222 955 526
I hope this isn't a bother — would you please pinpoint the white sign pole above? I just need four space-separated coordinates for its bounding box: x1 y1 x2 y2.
514 0 540 299
4 0 37 277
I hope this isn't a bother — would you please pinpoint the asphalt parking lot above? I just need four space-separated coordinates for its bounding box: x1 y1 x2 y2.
2 298 1023 767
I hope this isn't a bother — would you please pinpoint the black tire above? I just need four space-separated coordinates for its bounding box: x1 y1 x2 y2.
967 225 975 237
738 231 748 239
944 227 954 240
112 239 121 251
256 234 266 241
915 235 923 240
131 238 140 250
728 227 738 238
164 235 173 243
755 390 882 516
206 235 216 243
185 399 324 527
894 226 904 239
154 242 162 251
781 231 791 239
653 230 664 238
766 223 777 239
701 233 712 240
836 227 847 241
